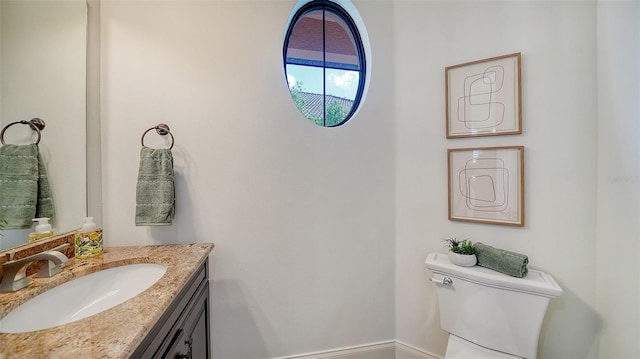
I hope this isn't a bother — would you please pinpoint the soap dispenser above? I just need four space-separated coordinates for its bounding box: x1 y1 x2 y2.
74 217 103 258
29 218 55 242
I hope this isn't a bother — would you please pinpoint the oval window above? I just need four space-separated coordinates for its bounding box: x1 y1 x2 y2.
283 0 367 127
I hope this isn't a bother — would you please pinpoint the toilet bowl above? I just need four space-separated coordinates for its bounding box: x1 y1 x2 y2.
425 252 562 359
445 335 520 358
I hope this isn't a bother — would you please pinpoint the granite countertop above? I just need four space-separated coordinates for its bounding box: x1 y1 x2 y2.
0 243 214 358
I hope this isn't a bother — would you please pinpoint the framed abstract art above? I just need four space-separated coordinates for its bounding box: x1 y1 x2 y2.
446 53 522 138
448 146 525 226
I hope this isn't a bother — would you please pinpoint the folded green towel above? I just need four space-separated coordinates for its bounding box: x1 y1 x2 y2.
0 144 54 229
475 242 529 278
135 146 174 226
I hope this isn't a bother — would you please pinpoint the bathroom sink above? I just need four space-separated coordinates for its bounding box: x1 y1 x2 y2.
0 263 167 333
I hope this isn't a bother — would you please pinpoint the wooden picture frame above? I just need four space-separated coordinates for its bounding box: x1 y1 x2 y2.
448 146 525 226
446 53 522 138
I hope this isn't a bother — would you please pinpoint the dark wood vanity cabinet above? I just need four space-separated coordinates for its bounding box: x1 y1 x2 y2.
131 259 211 359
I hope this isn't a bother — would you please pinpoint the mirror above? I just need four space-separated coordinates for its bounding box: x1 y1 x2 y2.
0 0 87 250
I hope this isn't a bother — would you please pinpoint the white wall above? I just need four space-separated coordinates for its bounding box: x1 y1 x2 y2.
96 0 639 358
596 1 640 358
394 1 604 358
99 1 395 358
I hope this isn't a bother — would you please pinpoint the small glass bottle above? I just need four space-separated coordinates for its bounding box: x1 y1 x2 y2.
74 217 103 258
29 218 55 242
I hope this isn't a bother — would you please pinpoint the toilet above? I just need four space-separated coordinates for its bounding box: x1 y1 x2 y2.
425 252 562 359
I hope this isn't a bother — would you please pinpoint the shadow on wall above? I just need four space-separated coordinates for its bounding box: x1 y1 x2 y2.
212 279 278 359
424 286 449 357
538 281 602 358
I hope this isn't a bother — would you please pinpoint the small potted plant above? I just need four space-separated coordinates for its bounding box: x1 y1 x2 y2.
442 238 477 267
0 219 6 237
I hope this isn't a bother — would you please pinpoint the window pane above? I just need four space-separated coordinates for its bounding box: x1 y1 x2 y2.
286 64 325 126
326 68 358 100
324 10 359 70
325 68 357 126
285 9 324 67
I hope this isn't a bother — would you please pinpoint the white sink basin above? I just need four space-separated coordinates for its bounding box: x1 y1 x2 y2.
0 263 167 333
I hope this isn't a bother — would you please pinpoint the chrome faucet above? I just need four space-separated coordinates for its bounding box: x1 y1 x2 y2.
0 243 70 293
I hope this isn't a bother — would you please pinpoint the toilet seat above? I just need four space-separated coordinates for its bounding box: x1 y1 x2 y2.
445 335 522 359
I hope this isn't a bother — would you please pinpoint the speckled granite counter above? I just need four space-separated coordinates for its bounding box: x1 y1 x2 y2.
0 243 214 359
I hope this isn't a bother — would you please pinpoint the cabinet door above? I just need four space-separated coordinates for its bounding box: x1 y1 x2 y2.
162 280 210 359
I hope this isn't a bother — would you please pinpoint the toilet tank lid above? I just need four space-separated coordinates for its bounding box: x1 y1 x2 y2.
425 252 562 297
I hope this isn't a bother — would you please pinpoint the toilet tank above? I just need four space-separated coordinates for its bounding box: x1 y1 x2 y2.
425 252 562 359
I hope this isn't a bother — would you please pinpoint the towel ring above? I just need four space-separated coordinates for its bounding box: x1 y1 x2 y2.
0 118 45 145
141 123 174 150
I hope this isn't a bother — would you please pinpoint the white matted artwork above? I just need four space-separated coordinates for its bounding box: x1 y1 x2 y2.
446 53 522 138
448 146 524 226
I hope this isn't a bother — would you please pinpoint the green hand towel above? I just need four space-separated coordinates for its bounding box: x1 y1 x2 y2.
0 144 54 229
135 146 175 226
474 242 529 278
36 150 54 219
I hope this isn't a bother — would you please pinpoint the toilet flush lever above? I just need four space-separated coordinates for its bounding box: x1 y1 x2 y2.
431 277 453 286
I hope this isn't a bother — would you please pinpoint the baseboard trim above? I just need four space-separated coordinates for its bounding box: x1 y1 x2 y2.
271 340 441 359
272 340 396 359
395 340 441 359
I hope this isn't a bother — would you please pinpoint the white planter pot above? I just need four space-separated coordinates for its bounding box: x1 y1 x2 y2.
448 252 477 267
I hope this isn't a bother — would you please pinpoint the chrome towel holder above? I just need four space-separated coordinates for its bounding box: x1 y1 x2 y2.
0 118 46 145
141 123 174 150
